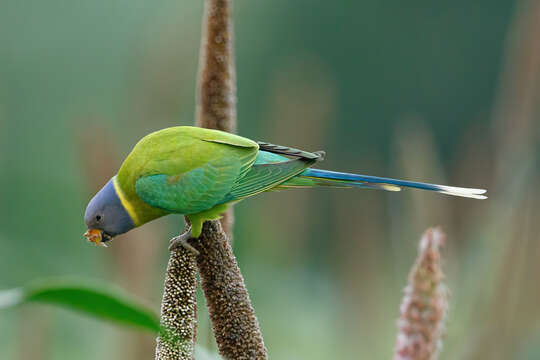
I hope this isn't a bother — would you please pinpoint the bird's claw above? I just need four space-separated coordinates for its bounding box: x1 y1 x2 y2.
169 226 199 255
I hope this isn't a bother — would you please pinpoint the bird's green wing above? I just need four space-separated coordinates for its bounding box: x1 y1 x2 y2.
136 157 242 214
219 157 316 204
133 129 259 215
217 143 325 203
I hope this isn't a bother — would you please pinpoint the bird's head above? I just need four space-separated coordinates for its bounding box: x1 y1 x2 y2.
84 177 135 247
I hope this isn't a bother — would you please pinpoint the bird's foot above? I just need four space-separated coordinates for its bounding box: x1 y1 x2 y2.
169 226 199 255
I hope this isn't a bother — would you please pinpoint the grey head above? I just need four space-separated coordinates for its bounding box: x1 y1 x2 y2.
84 178 135 245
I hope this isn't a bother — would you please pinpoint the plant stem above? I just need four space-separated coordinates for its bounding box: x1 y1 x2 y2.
195 0 237 240
156 0 267 358
195 0 237 133
194 0 267 358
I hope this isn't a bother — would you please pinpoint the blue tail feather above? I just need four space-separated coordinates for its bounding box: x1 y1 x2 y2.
301 169 487 199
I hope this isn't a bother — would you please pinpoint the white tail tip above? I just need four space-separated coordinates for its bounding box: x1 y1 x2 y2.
437 185 488 199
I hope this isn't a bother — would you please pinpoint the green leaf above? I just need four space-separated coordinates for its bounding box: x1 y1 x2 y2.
0 278 160 333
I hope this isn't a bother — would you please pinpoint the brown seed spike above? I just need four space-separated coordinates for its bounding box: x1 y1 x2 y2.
191 221 268 359
192 0 268 358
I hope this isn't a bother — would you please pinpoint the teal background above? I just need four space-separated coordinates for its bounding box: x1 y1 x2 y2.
1 0 539 359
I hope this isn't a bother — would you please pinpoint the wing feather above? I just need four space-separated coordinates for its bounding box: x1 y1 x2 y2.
133 129 259 214
219 158 315 203
136 157 242 214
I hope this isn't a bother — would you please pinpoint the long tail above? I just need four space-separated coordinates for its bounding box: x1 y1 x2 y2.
278 168 487 199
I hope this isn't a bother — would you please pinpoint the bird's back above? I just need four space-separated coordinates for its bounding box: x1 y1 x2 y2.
114 126 259 224
118 126 257 181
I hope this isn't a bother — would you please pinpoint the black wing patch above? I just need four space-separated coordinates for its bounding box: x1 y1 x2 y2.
256 142 325 161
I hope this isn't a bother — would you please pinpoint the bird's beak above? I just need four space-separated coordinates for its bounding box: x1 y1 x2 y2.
84 229 108 247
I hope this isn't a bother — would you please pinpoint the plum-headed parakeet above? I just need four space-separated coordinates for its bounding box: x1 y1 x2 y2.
84 126 486 248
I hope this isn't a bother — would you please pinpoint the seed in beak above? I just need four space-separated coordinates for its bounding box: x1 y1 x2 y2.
83 229 107 247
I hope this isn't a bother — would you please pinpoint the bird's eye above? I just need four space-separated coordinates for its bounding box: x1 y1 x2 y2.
96 215 102 222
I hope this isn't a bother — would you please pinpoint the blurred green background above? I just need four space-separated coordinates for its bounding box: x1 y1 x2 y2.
1 0 539 359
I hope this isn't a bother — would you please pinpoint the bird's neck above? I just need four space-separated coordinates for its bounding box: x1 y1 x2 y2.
112 176 142 226
113 175 167 227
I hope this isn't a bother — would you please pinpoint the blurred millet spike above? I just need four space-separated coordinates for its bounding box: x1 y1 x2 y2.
394 227 448 360
155 246 198 360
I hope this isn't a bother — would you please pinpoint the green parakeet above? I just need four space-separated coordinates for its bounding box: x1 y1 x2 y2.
84 126 486 247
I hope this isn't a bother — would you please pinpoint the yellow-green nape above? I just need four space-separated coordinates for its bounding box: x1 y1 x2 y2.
187 203 229 238
112 176 142 226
